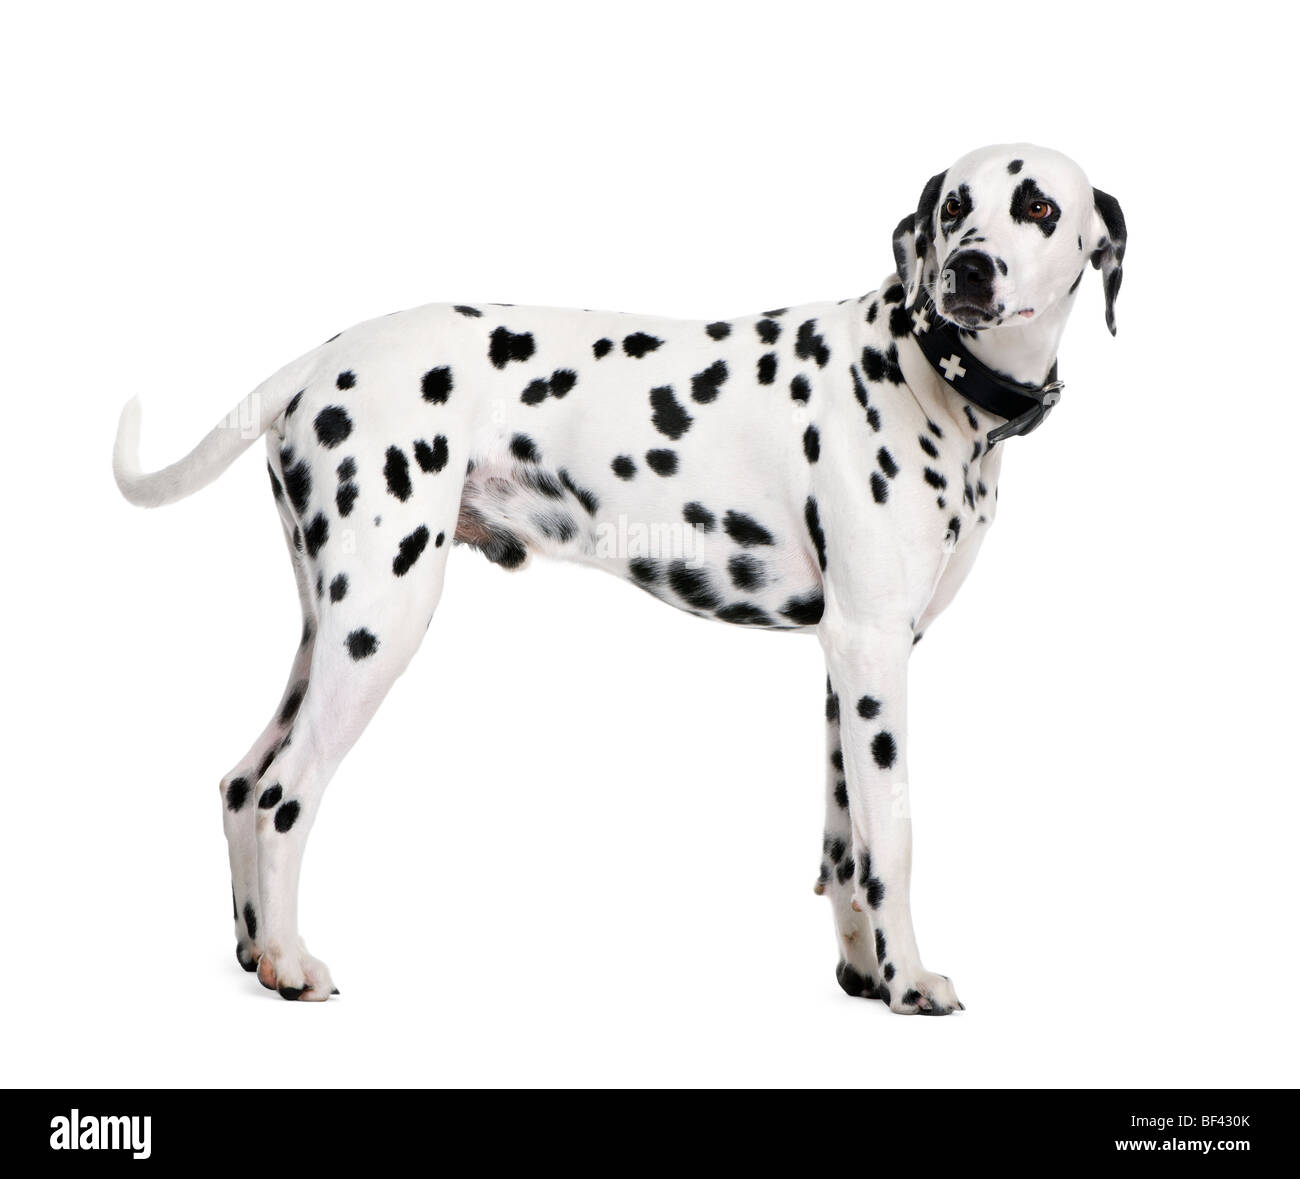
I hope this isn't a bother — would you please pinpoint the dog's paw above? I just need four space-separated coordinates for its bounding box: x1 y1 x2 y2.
235 940 262 973
882 970 963 1015
255 941 338 1002
835 960 885 1000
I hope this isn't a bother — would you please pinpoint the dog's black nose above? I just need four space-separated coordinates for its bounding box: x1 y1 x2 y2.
945 250 996 301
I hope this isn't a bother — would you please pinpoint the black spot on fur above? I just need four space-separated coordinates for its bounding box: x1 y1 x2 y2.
803 425 820 463
668 561 722 610
683 502 716 532
393 525 430 576
421 366 453 403
650 385 693 439
285 391 303 418
1008 158 1023 174
716 602 773 626
313 406 353 449
558 469 600 516
243 902 257 940
862 344 904 384
883 283 905 304
274 801 300 833
857 696 881 721
304 512 329 558
489 327 535 368
336 480 358 517
346 628 379 660
611 455 637 480
628 557 660 584
281 449 312 515
521 369 578 405
329 573 348 603
871 731 897 769
520 379 549 406
790 374 811 403
875 929 887 962
870 471 888 503
690 360 728 404
757 353 777 384
877 447 899 478
435 532 445 546
593 337 613 358
477 525 528 569
453 304 482 317
279 683 306 725
622 331 662 358
645 448 678 476
795 320 830 367
727 552 765 591
919 434 939 459
226 778 250 812
520 468 565 499
781 588 824 626
834 779 848 808
268 464 283 501
336 371 355 391
888 304 912 338
510 434 540 463
384 446 412 501
259 784 283 810
756 318 781 344
923 467 947 490
705 321 732 340
724 510 775 547
414 436 449 472
805 497 827 570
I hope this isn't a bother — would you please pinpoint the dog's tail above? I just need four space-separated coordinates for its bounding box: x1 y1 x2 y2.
112 357 311 508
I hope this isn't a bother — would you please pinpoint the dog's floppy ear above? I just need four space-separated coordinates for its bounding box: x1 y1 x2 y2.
1089 187 1127 336
893 171 945 305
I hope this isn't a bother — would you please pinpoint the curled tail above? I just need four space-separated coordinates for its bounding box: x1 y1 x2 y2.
112 358 312 508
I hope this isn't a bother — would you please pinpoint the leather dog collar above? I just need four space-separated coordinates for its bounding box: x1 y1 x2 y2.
909 299 1063 445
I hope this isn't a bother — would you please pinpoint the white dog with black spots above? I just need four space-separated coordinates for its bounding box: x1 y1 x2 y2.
114 143 1125 1012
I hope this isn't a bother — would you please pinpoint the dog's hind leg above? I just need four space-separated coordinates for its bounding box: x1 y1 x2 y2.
218 472 317 973
250 487 460 1000
817 675 882 1000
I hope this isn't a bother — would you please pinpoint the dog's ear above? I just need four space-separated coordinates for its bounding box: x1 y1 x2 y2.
1089 187 1127 336
893 171 945 305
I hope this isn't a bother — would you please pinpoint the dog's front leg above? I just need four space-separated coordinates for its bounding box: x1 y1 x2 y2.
821 622 962 1015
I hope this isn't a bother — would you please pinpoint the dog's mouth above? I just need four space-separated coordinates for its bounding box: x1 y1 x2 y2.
941 298 999 328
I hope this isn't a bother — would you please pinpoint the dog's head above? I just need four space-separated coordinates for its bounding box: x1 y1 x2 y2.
892 144 1126 335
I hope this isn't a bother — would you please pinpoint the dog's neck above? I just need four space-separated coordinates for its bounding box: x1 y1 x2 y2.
958 291 1077 387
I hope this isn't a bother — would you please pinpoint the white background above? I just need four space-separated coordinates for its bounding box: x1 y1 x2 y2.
3 0 1297 1088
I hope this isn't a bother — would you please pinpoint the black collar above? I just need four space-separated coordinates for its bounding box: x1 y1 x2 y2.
909 298 1062 445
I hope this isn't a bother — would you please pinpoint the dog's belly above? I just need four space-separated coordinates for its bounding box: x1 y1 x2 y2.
454 457 825 630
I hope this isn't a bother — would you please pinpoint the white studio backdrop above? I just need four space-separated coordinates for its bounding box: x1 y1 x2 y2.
2 0 1296 1087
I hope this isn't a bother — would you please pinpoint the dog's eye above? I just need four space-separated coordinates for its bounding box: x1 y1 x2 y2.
1027 200 1054 220
942 197 962 218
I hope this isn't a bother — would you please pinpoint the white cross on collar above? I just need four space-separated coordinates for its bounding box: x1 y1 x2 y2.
939 354 966 382
912 308 931 334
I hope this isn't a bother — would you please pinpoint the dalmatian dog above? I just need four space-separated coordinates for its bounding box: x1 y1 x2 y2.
113 143 1125 1012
